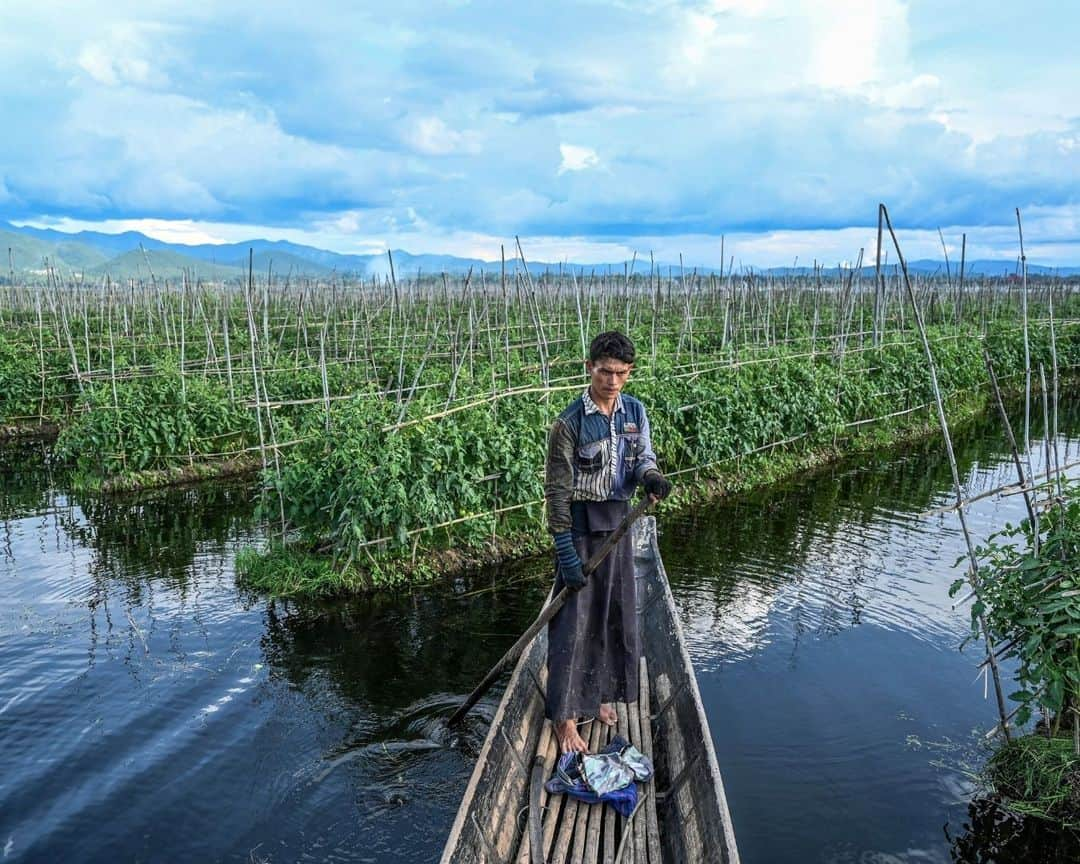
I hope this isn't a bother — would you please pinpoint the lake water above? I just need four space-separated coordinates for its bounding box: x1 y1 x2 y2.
2 401 1078 863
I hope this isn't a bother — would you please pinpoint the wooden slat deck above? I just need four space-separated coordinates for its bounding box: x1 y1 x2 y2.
511 682 654 863
441 517 740 864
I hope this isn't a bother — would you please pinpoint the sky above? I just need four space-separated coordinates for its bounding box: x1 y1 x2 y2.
1 0 1078 267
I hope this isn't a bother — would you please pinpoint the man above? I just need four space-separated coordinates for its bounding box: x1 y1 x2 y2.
544 330 673 753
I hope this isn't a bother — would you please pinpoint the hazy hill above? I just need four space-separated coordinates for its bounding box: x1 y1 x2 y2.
755 259 1079 277
169 247 339 279
9 223 175 256
3 221 1078 281
1 229 109 273
176 239 373 273
88 249 243 282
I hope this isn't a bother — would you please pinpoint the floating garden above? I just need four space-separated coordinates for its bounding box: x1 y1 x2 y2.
0 253 1077 593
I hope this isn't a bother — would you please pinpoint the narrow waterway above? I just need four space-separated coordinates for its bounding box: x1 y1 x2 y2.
1 401 1078 863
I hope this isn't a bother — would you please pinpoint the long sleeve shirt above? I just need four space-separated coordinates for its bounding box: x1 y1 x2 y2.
544 389 658 535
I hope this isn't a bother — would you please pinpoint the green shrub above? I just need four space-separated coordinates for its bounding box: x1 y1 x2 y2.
961 481 1080 730
0 333 69 423
55 364 256 479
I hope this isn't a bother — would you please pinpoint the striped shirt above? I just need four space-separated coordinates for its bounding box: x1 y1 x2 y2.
544 389 659 534
577 389 622 501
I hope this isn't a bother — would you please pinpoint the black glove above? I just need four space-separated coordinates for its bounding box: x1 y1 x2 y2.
559 560 587 591
554 531 587 591
643 470 673 500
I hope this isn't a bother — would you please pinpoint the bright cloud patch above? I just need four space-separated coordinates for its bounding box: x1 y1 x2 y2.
807 0 908 91
558 144 599 175
75 21 169 88
406 117 482 156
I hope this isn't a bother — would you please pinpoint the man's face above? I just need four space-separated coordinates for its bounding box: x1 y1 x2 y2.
586 356 633 401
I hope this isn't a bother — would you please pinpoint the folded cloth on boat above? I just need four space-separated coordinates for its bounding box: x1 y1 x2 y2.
545 734 654 816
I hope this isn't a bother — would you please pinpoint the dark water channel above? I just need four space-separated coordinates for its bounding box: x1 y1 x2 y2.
3 401 1080 863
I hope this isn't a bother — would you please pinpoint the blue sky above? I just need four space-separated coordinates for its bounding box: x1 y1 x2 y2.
1 0 1077 266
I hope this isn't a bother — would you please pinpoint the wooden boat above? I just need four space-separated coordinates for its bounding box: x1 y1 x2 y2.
441 516 740 863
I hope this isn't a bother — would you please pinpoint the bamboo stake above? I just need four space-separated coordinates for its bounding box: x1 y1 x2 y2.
244 281 268 472
881 203 1010 739
983 349 1038 528
222 307 235 402
320 323 331 432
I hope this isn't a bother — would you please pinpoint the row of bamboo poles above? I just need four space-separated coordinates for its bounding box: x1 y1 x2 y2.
2 246 1075 422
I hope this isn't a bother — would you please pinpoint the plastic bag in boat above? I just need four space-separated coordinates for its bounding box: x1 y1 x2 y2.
545 734 653 816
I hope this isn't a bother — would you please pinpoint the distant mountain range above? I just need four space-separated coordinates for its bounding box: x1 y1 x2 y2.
2 221 1078 282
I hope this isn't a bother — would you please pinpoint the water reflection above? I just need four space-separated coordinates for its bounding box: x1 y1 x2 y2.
0 442 256 586
0 439 56 520
4 397 1080 862
261 588 535 710
947 797 1080 862
69 484 256 582
663 404 1080 668
659 399 1080 863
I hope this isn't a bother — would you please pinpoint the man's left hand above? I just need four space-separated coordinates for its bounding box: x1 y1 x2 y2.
643 470 673 502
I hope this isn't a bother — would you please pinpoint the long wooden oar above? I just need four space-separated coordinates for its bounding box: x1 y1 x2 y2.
448 496 652 727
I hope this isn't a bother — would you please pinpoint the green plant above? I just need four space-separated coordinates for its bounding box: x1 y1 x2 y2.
0 333 69 423
958 483 1080 732
55 362 257 480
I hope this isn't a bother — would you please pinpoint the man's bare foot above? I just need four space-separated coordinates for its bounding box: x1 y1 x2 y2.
556 719 589 753
598 703 617 726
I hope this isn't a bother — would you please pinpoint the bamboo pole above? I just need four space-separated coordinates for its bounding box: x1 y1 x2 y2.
982 349 1038 527
881 203 1010 739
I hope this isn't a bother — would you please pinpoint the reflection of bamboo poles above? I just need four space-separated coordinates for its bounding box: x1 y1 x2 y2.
923 457 1080 521
881 202 1010 739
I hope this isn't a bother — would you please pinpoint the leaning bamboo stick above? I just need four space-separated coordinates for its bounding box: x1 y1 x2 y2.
882 203 1010 739
601 717 617 864
984 349 1038 528
615 701 634 862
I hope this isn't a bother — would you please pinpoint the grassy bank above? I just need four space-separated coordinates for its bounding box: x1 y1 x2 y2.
986 734 1080 829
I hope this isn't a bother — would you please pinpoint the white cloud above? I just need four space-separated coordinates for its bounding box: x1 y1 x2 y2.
558 144 599 174
806 1 909 91
706 0 770 16
75 22 170 88
405 117 482 156
870 73 942 110
32 86 419 216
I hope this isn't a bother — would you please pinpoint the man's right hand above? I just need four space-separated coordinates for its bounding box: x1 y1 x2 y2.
553 531 586 591
559 561 587 591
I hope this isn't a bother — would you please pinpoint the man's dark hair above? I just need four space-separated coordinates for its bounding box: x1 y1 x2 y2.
589 331 635 364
